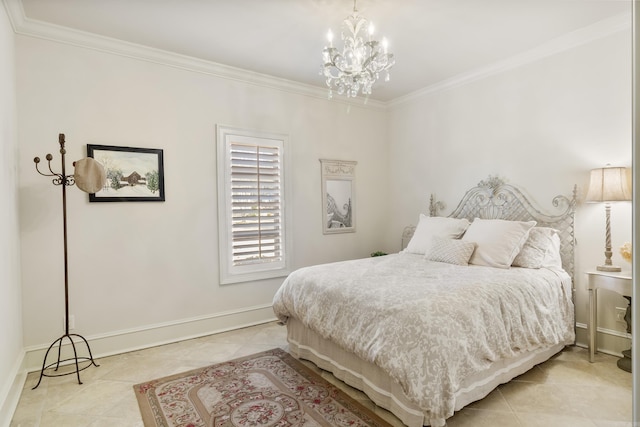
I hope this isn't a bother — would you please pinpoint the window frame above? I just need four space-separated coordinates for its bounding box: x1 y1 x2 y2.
216 125 292 284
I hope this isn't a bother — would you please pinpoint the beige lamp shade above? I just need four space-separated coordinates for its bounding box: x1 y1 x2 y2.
585 166 632 203
74 157 107 194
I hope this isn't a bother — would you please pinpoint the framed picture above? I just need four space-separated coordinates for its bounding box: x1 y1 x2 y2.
86 144 165 202
320 159 356 234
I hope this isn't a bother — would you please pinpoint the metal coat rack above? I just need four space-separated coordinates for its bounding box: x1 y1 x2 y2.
32 134 99 389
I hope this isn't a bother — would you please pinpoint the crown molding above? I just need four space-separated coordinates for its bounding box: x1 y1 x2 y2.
3 0 386 111
3 0 630 110
2 0 21 31
389 11 631 108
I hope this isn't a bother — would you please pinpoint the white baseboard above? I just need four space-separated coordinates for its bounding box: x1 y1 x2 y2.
2 305 276 426
575 321 632 357
23 304 277 373
0 351 26 427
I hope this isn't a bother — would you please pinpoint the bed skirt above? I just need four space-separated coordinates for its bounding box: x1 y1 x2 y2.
286 318 565 427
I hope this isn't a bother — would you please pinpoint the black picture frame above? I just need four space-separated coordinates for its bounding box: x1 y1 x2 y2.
86 144 165 202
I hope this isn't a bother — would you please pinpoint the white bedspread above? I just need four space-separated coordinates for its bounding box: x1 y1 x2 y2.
272 253 575 421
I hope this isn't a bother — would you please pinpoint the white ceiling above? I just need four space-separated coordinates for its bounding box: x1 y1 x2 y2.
13 0 632 102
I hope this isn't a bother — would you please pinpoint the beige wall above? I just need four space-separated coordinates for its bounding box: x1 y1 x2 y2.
16 36 389 364
387 28 633 353
0 2 24 425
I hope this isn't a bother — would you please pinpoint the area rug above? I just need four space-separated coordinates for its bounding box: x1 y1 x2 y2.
133 348 393 427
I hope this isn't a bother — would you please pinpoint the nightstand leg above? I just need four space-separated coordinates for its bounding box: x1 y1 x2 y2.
589 288 597 362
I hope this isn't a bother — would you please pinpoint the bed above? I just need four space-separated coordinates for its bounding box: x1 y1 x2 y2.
272 176 577 427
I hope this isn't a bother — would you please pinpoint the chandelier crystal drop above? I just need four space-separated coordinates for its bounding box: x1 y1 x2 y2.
321 0 395 99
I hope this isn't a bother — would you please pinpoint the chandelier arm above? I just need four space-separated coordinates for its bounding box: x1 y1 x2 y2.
361 54 375 70
328 64 352 75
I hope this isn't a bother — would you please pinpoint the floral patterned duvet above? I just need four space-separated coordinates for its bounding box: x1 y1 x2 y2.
272 253 575 421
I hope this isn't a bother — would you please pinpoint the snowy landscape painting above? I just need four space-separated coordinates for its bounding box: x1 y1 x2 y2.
87 144 165 202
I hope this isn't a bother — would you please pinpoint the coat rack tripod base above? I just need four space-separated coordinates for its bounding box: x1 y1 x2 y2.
32 134 100 389
32 333 99 389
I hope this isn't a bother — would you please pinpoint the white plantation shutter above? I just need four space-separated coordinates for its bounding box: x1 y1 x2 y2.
217 126 291 284
230 143 282 266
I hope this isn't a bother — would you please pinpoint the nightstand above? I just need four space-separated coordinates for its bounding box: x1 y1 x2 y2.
586 270 632 363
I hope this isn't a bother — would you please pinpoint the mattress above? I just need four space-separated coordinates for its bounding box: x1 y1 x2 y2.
287 317 565 427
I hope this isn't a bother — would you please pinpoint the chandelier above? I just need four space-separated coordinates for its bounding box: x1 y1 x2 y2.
321 0 395 99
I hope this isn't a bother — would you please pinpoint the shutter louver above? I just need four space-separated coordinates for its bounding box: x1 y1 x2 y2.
229 143 282 267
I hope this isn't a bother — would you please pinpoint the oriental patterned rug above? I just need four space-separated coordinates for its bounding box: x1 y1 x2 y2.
133 348 392 427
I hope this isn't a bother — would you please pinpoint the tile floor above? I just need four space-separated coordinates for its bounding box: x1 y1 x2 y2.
10 321 633 427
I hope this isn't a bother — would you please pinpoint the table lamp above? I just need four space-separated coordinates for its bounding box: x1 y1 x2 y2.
585 165 632 272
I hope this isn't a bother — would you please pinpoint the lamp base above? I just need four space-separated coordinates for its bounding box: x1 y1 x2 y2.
617 349 632 372
597 264 622 272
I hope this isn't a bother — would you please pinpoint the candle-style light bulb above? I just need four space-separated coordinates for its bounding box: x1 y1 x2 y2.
368 23 375 40
327 29 334 47
382 37 388 53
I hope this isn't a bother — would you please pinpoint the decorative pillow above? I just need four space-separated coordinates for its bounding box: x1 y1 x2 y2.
541 232 563 270
404 214 471 255
512 227 560 269
425 236 476 266
461 218 536 268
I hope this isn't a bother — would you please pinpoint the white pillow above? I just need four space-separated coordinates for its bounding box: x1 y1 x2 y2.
462 218 536 268
541 232 563 270
404 215 471 255
512 227 560 269
425 236 476 266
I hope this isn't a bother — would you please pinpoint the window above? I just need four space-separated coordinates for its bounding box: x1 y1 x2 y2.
217 125 291 284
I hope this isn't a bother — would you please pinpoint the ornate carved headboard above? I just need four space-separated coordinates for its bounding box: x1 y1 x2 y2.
402 176 577 281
